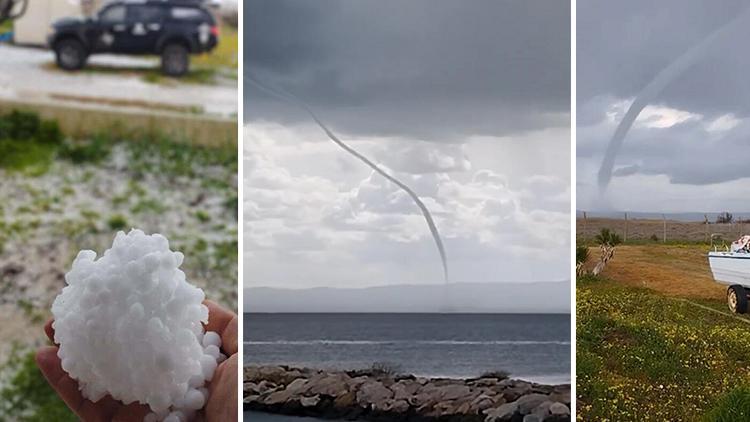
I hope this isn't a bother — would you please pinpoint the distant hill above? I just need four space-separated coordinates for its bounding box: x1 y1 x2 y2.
244 282 570 314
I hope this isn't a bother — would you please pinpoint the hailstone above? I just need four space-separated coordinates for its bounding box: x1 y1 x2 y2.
52 229 224 421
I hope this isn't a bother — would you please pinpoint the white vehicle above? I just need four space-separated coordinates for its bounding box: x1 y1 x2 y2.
708 235 750 313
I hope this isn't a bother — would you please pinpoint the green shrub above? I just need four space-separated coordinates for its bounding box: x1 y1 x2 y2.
595 228 622 246
576 245 589 265
7 110 40 140
480 369 511 380
37 120 63 145
0 117 11 139
0 111 61 174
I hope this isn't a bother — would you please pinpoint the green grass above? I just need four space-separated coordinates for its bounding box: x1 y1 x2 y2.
107 214 128 231
131 198 166 215
194 25 238 69
142 67 218 86
0 109 236 177
577 278 750 421
0 140 57 175
127 132 237 177
0 110 110 174
59 135 111 164
704 386 750 422
195 210 211 223
0 347 75 422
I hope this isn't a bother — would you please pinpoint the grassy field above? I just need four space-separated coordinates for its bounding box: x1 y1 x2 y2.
578 243 750 421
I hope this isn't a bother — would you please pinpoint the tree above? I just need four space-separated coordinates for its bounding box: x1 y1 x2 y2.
717 212 734 224
594 228 622 246
592 228 621 276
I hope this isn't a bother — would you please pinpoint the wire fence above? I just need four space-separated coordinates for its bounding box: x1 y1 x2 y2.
577 212 750 244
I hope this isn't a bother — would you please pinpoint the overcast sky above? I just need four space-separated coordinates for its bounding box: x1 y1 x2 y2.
245 0 570 290
578 0 750 212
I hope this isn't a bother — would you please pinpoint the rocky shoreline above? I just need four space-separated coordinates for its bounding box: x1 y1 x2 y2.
244 366 570 422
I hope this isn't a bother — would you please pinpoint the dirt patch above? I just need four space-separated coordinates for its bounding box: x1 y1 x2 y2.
48 93 204 115
592 244 724 300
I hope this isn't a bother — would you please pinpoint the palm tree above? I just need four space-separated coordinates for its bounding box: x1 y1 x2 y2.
592 228 621 276
594 228 622 246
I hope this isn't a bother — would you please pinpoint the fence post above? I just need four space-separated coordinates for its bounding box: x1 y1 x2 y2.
624 212 628 242
704 214 709 243
662 214 667 243
583 211 587 242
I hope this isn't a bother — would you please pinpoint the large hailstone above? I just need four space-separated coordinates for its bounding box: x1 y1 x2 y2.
52 229 224 421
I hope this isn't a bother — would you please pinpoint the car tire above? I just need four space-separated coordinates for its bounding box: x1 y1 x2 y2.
728 285 748 314
54 39 88 71
161 43 189 77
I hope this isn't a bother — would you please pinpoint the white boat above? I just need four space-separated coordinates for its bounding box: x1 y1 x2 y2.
708 235 750 313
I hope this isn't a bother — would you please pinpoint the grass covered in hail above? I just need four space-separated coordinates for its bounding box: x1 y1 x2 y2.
0 110 237 420
577 273 750 420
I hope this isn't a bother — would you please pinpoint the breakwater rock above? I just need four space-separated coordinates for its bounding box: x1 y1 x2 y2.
244 366 570 422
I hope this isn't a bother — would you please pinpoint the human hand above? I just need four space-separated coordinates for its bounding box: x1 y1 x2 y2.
36 319 151 421
36 300 238 422
202 300 238 422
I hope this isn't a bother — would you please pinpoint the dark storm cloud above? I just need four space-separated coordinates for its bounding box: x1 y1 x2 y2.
578 0 750 191
578 0 750 117
245 0 570 139
579 117 750 185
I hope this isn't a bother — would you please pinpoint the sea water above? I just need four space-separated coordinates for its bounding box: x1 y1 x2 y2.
244 313 570 384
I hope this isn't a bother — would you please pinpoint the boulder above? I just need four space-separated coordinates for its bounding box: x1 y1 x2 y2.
517 394 550 415
357 380 394 408
333 391 357 409
549 402 570 417
243 365 570 422
308 373 350 397
438 384 473 401
484 401 518 422
385 399 410 414
531 401 553 418
470 393 497 412
300 395 320 408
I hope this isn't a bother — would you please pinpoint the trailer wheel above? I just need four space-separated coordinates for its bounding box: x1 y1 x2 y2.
727 285 748 314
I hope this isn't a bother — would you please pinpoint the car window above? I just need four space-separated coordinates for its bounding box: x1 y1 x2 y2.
171 7 205 20
128 5 163 23
99 5 126 23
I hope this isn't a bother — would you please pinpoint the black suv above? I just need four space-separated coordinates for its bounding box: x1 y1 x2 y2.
48 0 218 76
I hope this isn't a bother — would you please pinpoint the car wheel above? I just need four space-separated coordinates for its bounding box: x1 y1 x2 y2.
55 39 87 71
727 285 748 314
161 43 189 77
